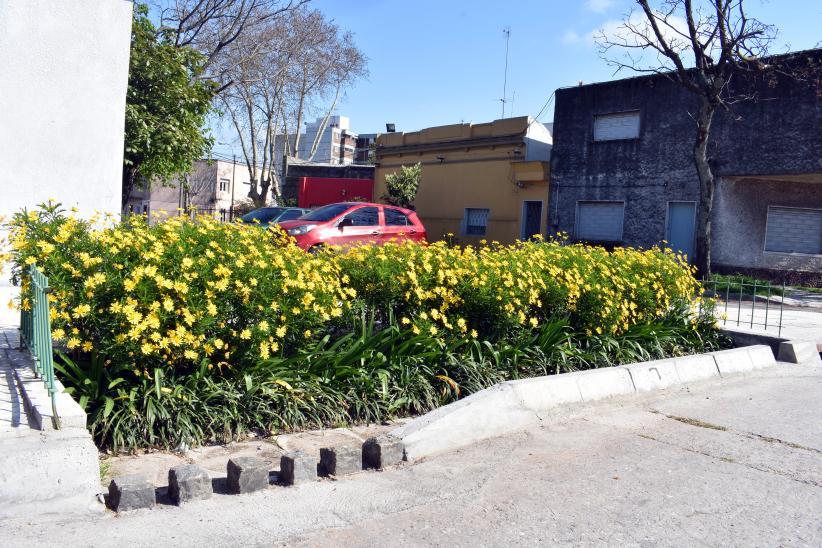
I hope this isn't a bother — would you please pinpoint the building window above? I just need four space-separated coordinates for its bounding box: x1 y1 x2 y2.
575 201 625 242
764 206 822 255
219 178 230 192
593 111 640 141
462 208 490 236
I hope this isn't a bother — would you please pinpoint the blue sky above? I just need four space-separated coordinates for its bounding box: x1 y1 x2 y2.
307 0 821 135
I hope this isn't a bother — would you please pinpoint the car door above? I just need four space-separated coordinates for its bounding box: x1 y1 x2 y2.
333 206 381 247
381 207 416 244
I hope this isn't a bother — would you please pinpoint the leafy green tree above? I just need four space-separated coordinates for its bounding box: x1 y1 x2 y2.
122 4 216 209
381 163 421 209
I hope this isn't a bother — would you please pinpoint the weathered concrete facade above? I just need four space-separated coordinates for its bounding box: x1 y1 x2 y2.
550 50 822 283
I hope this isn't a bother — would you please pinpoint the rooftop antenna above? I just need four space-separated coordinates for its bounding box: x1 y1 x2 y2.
500 26 511 118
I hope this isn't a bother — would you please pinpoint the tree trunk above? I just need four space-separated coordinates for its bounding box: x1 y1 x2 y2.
693 99 716 279
122 164 140 212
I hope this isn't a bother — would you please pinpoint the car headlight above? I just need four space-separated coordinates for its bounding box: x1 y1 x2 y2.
286 224 317 236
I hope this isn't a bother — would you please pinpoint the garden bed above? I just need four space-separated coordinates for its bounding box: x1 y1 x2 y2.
2 202 726 452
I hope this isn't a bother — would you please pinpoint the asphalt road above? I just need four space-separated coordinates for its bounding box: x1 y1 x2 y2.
3 363 821 547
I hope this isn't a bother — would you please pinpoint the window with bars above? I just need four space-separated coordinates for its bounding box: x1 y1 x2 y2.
219 179 230 192
462 208 490 236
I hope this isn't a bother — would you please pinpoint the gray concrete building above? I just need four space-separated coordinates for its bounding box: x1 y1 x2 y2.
549 49 822 285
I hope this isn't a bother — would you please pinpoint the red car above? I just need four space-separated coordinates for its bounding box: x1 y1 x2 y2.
278 202 427 251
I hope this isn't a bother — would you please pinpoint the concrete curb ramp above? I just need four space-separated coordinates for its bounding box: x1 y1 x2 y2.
392 345 778 460
777 340 822 366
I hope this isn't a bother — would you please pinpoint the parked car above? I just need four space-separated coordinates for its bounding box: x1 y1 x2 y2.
240 207 310 226
277 202 427 251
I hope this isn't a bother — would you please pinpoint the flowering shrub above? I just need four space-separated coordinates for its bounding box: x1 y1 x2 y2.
2 203 721 451
7 204 350 374
338 239 700 340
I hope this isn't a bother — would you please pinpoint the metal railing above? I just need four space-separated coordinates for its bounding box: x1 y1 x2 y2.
701 277 785 337
19 265 59 428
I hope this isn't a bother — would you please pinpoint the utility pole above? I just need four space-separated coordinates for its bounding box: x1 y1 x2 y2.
229 153 237 221
501 26 511 118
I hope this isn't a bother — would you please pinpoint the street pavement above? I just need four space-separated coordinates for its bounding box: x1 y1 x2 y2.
2 363 821 547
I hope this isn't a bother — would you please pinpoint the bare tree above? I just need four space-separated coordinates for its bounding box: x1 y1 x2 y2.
595 0 817 276
179 162 218 213
218 6 367 207
156 0 308 91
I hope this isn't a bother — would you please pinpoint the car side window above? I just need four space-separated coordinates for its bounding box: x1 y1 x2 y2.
384 208 411 226
343 207 379 227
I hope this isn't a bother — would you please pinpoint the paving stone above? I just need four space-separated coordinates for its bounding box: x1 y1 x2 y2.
168 464 212 504
362 436 405 470
319 446 362 477
107 474 155 512
227 456 269 494
279 451 318 485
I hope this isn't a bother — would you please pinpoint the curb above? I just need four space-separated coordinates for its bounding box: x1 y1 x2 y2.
392 345 778 460
777 340 822 366
4 335 87 431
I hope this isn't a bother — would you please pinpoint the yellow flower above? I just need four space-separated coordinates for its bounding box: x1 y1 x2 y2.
66 337 81 350
81 341 93 352
401 317 411 325
73 303 91 318
183 349 198 360
304 329 312 339
239 329 251 340
275 326 287 338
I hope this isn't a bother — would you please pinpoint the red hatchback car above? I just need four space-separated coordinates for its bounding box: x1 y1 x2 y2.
278 202 427 251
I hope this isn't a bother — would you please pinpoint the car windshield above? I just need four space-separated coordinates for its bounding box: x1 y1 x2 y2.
241 208 286 223
299 203 352 222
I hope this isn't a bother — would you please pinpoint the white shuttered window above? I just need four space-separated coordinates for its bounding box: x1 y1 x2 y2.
765 206 822 255
575 201 625 242
463 208 490 236
594 111 640 141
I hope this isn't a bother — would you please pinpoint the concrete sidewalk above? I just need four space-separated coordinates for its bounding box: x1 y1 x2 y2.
3 364 821 547
717 300 822 344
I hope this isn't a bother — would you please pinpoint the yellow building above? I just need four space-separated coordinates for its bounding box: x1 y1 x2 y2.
374 116 552 245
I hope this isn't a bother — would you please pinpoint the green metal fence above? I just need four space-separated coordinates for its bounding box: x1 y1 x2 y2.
19 265 60 428
700 276 785 337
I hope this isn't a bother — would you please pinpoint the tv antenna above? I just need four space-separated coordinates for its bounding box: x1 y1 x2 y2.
500 26 511 118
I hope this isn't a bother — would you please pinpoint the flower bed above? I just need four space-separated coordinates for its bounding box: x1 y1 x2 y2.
2 203 723 451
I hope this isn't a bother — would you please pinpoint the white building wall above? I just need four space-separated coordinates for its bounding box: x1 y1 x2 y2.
0 0 133 222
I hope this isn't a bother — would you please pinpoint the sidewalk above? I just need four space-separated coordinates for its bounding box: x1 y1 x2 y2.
0 285 33 435
717 299 822 344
